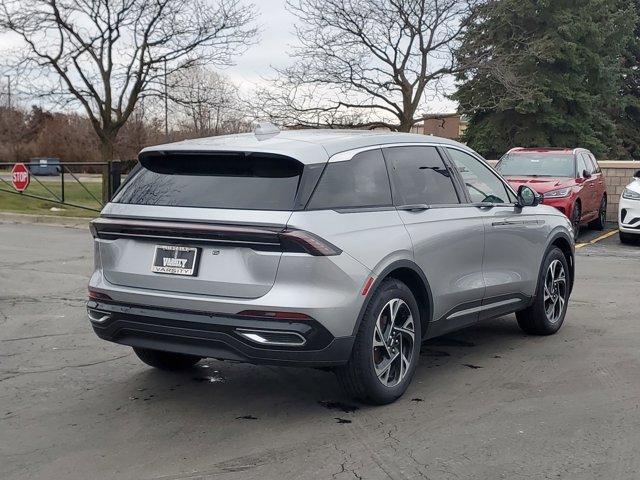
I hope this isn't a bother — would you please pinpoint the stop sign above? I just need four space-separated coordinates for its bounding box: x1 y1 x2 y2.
11 163 30 192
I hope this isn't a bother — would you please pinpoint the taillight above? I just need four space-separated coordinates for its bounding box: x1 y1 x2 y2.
88 287 112 301
237 310 313 321
278 229 342 256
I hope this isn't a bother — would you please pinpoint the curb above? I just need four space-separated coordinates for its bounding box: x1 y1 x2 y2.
0 211 93 229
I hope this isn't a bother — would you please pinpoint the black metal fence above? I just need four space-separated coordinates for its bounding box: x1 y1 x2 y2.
0 160 135 212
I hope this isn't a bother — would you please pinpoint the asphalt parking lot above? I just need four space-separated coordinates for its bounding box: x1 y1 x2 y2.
1 221 640 480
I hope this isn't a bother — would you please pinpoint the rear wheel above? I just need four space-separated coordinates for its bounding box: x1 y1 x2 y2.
336 278 421 405
571 202 581 239
589 196 607 230
516 247 570 335
133 347 201 370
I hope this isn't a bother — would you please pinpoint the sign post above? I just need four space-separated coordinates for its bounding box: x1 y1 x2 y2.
11 163 30 192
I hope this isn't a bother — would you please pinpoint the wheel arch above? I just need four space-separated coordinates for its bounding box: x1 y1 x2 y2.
352 260 433 339
546 231 575 295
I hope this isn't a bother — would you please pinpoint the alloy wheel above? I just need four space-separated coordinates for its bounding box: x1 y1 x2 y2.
372 298 415 387
543 259 567 324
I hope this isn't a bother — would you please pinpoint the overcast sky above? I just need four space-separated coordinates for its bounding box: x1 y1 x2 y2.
0 0 456 114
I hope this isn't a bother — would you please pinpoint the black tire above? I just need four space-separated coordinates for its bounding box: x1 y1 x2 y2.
516 247 570 335
335 278 421 405
589 196 607 230
571 201 581 239
133 347 201 371
620 231 637 244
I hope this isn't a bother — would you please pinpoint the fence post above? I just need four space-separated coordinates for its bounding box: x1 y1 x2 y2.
101 161 111 204
109 161 121 200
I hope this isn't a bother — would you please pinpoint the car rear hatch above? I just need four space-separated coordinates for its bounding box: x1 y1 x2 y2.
92 150 326 299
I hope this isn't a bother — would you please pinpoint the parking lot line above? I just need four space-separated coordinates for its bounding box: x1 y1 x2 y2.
575 229 619 249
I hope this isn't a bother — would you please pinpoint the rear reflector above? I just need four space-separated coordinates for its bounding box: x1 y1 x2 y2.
237 310 313 321
88 288 112 301
361 276 375 296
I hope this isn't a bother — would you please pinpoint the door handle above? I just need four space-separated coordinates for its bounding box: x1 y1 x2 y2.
397 204 430 212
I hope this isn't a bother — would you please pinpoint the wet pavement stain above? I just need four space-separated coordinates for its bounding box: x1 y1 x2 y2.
334 417 352 424
411 398 424 402
462 364 483 369
192 374 225 384
236 415 258 420
318 401 359 413
421 349 451 357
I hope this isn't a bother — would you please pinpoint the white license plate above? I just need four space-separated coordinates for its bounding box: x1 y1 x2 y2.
151 245 200 276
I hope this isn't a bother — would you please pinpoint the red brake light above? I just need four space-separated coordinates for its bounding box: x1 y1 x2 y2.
279 229 342 256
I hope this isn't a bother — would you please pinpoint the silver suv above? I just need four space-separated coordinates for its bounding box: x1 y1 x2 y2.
88 128 575 404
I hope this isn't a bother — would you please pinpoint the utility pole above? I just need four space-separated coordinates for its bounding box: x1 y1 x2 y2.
5 75 10 109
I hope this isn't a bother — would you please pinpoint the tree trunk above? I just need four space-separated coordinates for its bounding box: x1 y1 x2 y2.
99 135 116 161
99 132 117 204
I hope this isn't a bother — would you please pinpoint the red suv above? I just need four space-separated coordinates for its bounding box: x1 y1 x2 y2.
496 148 607 237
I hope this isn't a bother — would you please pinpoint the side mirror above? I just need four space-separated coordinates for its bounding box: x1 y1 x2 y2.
582 169 592 179
517 185 541 208
634 170 640 179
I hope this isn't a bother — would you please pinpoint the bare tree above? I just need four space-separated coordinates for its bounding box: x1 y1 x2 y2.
169 67 245 136
252 0 478 131
0 0 257 159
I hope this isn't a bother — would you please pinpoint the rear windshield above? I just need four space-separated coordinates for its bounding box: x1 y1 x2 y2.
496 153 575 177
113 152 304 210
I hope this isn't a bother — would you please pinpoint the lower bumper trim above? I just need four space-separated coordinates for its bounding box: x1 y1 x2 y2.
87 300 354 367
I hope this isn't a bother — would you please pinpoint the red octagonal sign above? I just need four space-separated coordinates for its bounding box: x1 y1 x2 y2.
11 163 30 192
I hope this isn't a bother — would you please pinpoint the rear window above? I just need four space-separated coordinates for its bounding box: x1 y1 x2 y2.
497 153 575 177
307 149 392 209
113 152 304 210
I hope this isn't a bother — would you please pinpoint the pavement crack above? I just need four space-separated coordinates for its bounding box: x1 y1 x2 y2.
0 353 129 380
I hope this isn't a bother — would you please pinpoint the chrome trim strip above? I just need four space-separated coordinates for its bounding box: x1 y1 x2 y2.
235 328 307 347
447 298 522 320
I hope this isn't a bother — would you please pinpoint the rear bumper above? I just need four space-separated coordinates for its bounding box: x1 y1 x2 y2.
87 300 354 367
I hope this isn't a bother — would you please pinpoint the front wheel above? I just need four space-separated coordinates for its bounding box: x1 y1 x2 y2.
620 231 637 244
335 278 421 405
516 247 570 335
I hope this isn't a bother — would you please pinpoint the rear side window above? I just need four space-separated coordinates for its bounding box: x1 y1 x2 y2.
113 152 304 210
307 149 392 209
384 146 459 205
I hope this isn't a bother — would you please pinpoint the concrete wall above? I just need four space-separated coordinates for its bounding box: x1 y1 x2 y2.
600 162 640 219
487 160 640 222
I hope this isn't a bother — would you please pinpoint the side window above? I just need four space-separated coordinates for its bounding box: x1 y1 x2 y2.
577 154 588 177
383 146 459 205
307 149 392 209
447 148 512 204
588 153 600 173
